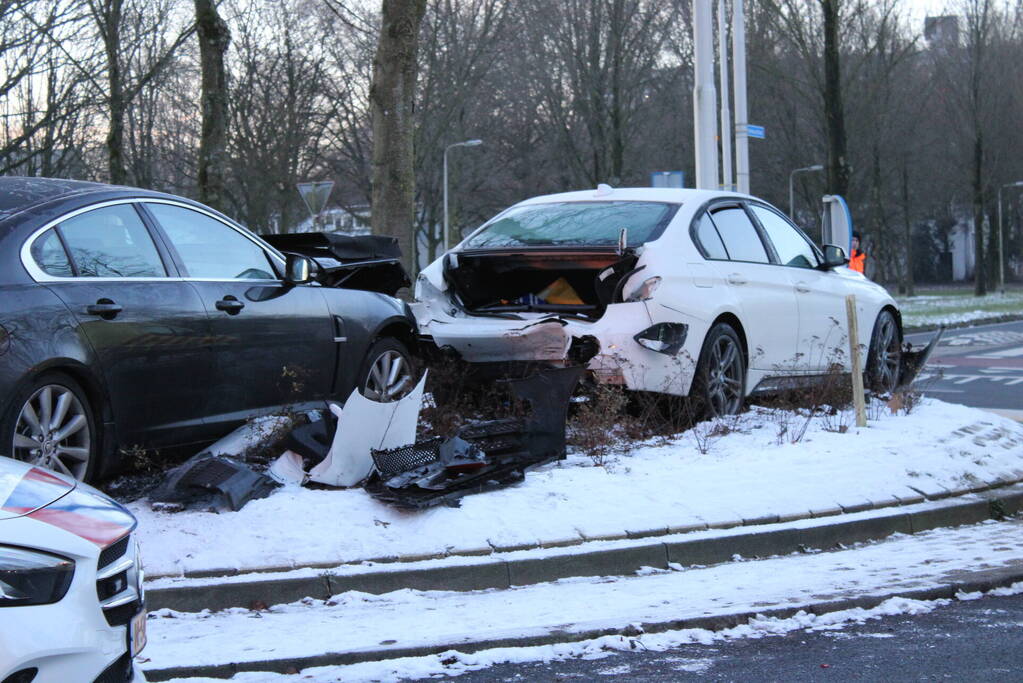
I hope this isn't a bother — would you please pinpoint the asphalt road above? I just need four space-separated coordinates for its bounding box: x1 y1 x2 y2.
444 591 1023 682
906 319 1023 421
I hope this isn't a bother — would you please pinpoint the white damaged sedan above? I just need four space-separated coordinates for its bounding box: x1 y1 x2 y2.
414 186 915 415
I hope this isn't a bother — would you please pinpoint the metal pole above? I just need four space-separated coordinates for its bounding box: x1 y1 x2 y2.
788 165 824 220
732 0 749 194
999 184 1005 294
693 0 718 190
443 146 450 253
717 0 732 191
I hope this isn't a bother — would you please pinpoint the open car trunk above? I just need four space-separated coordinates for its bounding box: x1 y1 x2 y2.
444 249 640 319
265 232 410 296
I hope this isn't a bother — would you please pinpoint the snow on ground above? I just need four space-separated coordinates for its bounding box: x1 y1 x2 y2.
897 291 1023 328
143 520 1023 680
130 398 1023 578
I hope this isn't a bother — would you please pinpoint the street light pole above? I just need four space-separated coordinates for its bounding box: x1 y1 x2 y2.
788 164 824 220
998 180 1023 294
443 139 483 253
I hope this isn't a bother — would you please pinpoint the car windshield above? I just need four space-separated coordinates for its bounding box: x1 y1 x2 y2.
461 201 679 249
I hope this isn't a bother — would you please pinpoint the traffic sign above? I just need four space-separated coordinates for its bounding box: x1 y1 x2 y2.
297 181 335 217
745 124 766 139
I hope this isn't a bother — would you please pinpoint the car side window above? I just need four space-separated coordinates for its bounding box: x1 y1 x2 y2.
146 203 277 280
708 206 769 263
750 205 820 269
693 213 729 260
59 204 166 277
31 229 74 277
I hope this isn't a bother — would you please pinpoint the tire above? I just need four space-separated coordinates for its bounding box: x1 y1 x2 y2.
690 323 746 419
357 337 418 403
1 371 99 481
866 309 902 395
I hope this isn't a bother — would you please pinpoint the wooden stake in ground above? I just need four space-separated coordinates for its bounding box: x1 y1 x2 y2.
846 294 868 427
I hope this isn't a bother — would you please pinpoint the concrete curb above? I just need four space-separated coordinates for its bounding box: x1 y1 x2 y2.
141 560 1023 681
146 483 1023 613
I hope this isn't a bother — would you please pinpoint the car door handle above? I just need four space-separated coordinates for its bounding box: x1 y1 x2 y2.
727 273 748 285
86 299 123 319
215 296 245 315
794 281 811 293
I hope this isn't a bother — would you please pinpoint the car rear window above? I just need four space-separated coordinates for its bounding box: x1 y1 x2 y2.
59 204 166 277
708 207 769 264
461 201 679 249
30 229 74 277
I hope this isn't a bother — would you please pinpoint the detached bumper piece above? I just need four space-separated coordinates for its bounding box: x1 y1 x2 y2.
364 367 584 509
149 454 279 512
895 325 945 392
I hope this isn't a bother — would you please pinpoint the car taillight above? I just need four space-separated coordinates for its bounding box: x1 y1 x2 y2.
0 544 74 607
626 276 662 302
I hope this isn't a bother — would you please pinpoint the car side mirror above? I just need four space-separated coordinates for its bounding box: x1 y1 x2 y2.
284 253 315 284
819 244 848 270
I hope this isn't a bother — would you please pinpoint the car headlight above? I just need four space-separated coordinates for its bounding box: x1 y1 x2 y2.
0 545 74 607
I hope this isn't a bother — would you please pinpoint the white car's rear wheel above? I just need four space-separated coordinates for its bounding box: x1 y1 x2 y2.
691 323 746 418
867 310 902 394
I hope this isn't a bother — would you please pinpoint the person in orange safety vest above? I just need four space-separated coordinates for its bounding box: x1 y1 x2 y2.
849 231 867 274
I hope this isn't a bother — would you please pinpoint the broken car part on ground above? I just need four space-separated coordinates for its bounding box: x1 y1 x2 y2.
151 367 583 511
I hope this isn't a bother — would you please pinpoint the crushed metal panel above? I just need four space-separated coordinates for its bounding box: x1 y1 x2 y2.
308 373 426 487
428 317 572 363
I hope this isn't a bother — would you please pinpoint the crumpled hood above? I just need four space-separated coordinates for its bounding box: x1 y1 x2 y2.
0 457 135 546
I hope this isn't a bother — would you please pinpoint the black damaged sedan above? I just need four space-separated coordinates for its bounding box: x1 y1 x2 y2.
0 177 418 481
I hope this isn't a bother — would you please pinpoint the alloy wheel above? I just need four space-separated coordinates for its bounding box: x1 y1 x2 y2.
13 384 91 479
706 335 744 416
362 350 414 402
873 314 901 394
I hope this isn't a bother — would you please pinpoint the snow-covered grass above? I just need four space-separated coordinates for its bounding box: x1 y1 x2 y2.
896 289 1023 329
130 398 1023 578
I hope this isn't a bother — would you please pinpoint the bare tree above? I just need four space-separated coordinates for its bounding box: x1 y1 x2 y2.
85 0 194 184
195 0 230 211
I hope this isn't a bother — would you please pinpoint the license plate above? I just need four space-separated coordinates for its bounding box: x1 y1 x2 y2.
129 609 148 656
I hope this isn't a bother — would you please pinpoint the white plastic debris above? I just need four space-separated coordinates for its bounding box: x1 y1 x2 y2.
267 450 308 486
204 415 292 458
309 373 427 487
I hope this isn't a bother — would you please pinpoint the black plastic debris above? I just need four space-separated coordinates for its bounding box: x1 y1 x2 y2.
148 454 280 512
895 326 945 392
283 418 333 465
364 366 584 509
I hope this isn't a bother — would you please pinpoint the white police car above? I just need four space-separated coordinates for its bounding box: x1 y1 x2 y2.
0 456 144 682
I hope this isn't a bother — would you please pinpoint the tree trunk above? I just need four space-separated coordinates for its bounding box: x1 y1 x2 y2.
901 161 914 296
370 0 427 273
195 0 231 213
972 133 986 296
103 0 127 185
820 0 849 196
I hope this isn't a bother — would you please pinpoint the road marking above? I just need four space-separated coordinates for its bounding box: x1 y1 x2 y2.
969 347 1023 359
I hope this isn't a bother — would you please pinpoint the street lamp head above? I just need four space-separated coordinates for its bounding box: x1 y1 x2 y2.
809 164 824 171
464 139 483 147
1012 180 1023 187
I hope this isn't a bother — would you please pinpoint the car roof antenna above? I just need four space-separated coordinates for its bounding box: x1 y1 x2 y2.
617 227 628 256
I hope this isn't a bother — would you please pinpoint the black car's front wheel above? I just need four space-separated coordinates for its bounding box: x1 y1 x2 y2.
2 372 98 481
691 322 746 419
357 337 417 402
